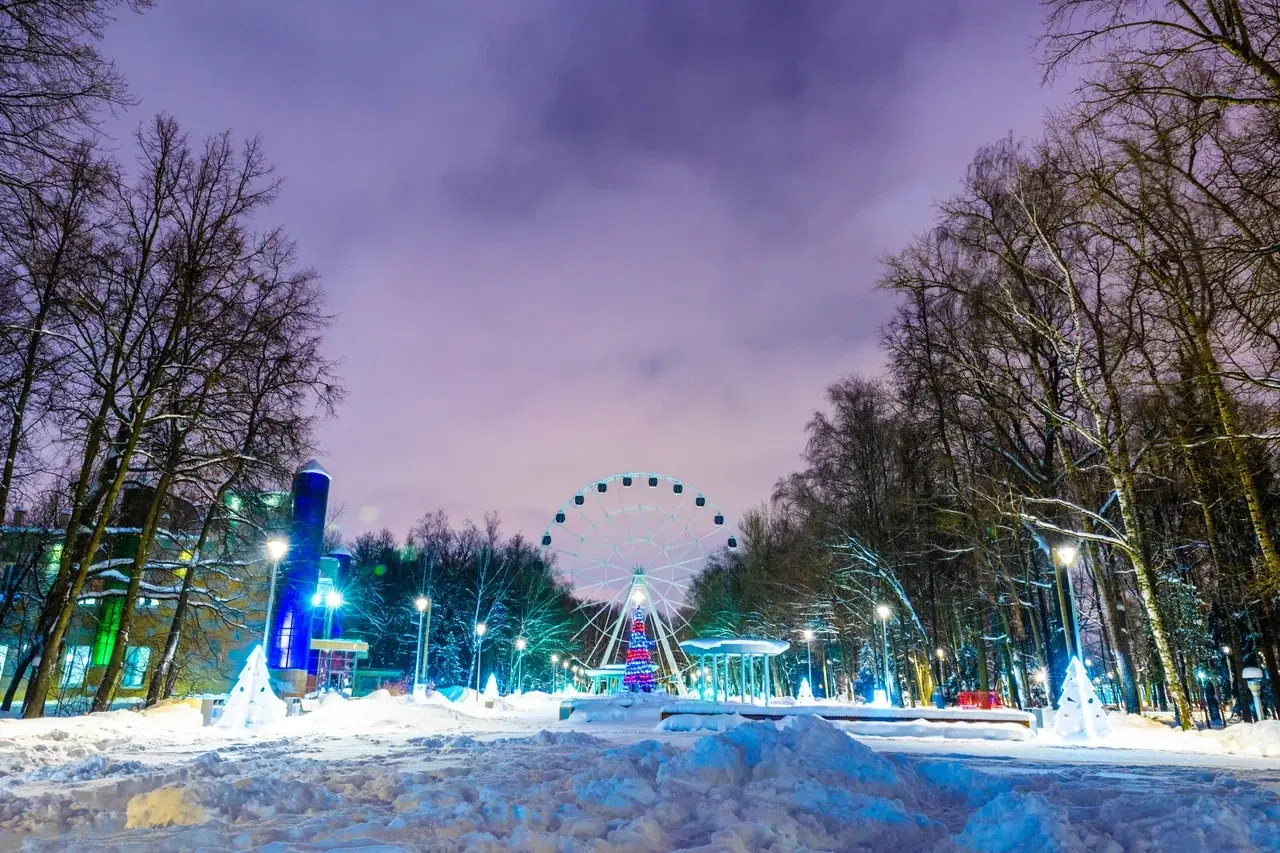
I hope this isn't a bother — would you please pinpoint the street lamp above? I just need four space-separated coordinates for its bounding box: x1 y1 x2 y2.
311 586 344 691
261 538 289 651
474 622 487 694
413 596 431 693
311 588 343 638
802 628 815 691
876 605 893 706
551 653 559 693
1052 543 1082 660
514 636 527 694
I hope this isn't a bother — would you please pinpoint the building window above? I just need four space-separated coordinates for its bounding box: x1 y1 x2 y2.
59 645 90 688
122 647 151 688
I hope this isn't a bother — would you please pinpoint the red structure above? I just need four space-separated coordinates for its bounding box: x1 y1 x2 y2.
957 690 1004 709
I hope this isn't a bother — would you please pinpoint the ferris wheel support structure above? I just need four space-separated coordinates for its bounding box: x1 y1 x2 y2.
540 471 739 696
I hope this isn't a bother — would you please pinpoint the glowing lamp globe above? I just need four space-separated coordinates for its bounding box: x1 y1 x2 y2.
266 539 288 561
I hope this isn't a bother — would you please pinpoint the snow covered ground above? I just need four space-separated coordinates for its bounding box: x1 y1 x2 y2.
0 692 1278 851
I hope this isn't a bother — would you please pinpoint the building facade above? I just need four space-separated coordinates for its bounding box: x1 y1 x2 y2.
0 460 350 712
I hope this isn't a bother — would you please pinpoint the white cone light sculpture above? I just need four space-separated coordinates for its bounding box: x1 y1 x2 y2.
1054 656 1111 740
217 645 287 730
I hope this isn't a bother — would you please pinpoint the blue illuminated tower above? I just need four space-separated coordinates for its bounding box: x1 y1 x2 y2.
269 459 330 669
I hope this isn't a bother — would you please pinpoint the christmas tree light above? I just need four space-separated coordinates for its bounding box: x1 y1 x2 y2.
622 603 656 692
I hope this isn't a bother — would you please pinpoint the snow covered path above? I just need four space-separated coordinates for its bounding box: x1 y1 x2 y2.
1 694 1278 852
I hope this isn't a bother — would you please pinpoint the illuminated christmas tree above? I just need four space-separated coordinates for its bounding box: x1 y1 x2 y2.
622 603 656 692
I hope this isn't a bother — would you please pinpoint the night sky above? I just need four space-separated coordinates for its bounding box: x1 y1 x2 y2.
103 1 1061 540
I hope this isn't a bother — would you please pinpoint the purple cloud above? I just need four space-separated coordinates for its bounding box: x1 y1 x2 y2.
102 0 1063 540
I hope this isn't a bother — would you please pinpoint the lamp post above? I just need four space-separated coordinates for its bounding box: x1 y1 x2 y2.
414 596 430 693
474 622 487 694
876 605 893 706
802 628 815 690
262 538 289 652
514 636 527 694
933 647 947 707
1052 544 1082 661
551 653 559 693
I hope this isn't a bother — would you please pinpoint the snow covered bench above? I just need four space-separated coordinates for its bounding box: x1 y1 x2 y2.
659 701 1037 729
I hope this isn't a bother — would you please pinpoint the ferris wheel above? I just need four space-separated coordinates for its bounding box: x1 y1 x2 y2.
540 472 738 693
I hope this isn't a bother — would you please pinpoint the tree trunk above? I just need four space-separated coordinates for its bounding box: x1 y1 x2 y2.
1086 545 1141 712
146 558 197 707
92 466 173 712
24 393 155 717
1257 604 1280 716
1190 325 1280 592
2 644 38 711
1111 463 1194 729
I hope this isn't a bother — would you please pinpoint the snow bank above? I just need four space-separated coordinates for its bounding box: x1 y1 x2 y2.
299 688 523 735
2 714 1279 851
437 685 479 703
836 718 1035 742
1204 719 1280 758
660 699 1035 726
1038 712 1280 758
565 692 668 725
655 713 749 733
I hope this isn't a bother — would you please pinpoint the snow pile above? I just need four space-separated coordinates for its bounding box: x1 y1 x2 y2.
498 690 561 713
438 685 480 704
656 713 749 733
948 790 1087 852
567 692 668 725
1204 719 1280 758
2 714 1280 851
1039 711 1280 758
25 753 147 783
125 786 206 830
940 775 1280 853
836 718 1034 742
300 688 524 736
138 700 205 730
